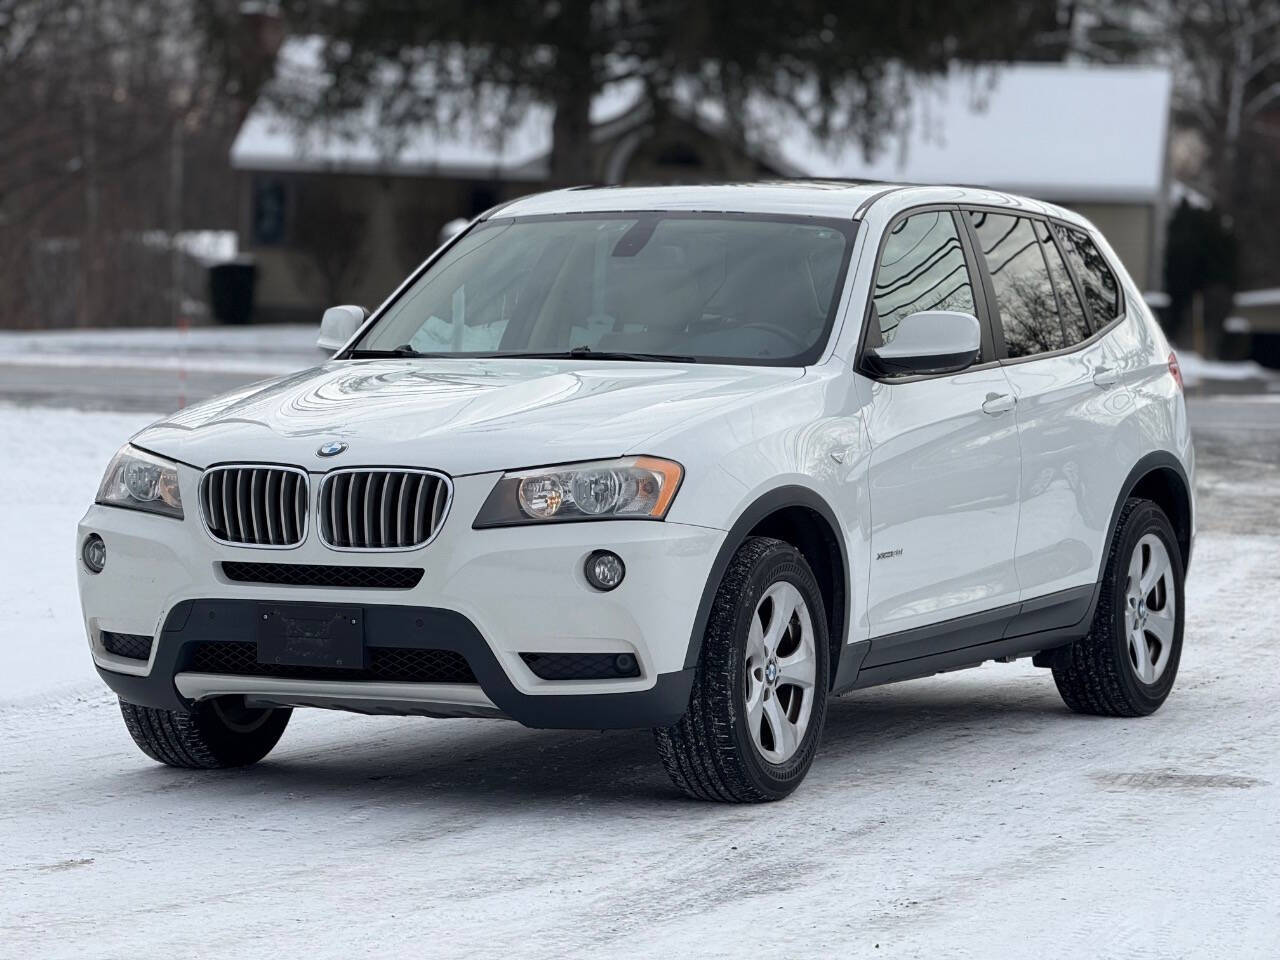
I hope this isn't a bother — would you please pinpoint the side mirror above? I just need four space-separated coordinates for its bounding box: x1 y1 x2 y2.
317 305 368 355
866 311 981 377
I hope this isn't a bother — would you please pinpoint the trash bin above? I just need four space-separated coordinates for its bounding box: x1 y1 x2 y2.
208 259 257 325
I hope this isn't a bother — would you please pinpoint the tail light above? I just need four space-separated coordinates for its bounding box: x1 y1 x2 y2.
1168 352 1183 391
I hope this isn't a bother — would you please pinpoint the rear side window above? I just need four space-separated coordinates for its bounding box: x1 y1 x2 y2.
1053 224 1122 327
870 210 977 352
968 212 1064 358
1036 221 1090 345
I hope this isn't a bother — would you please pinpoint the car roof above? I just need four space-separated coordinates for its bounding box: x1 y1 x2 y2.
491 181 1090 226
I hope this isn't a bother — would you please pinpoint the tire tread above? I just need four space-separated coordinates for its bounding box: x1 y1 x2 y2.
655 537 828 803
1051 498 1183 718
118 698 289 769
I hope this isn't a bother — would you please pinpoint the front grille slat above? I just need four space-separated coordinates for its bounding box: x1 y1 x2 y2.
249 470 263 543
430 479 448 535
319 469 450 551
278 471 294 544
362 473 377 548
235 470 250 542
379 474 393 546
201 466 309 548
412 475 428 544
220 471 234 540
347 473 361 548
395 473 410 546
294 472 305 539
263 470 279 543
330 473 345 547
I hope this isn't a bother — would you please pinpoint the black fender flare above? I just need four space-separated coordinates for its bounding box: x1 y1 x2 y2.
1098 450 1193 580
683 485 852 674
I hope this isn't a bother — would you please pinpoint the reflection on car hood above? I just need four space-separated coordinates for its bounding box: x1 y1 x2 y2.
132 358 803 473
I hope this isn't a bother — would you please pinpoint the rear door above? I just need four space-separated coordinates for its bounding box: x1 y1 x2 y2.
965 211 1132 605
859 207 1023 646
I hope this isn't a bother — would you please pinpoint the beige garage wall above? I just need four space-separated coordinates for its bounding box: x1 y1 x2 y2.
241 172 531 323
1058 202 1156 291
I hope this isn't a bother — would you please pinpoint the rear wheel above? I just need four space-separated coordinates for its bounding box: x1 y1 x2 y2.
1052 498 1184 717
654 537 829 802
119 696 291 769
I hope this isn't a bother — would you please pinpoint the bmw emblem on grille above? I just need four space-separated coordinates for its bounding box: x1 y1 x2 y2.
317 440 348 457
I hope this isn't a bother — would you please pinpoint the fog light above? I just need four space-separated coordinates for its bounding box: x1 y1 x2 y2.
82 533 106 574
584 550 625 591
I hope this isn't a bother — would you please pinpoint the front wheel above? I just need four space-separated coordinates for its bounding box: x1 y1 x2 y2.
1052 498 1185 717
119 696 291 769
654 537 829 802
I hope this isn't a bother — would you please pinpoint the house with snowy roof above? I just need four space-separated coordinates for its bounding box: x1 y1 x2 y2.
230 40 1172 323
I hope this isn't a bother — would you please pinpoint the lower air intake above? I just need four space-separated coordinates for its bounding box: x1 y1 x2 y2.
102 631 153 661
520 652 641 681
221 562 423 590
186 642 476 684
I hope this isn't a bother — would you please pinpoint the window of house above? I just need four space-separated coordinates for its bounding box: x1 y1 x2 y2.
870 210 977 353
969 212 1064 359
1036 221 1091 345
1053 223 1122 327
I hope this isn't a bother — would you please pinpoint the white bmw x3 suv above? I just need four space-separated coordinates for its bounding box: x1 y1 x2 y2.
78 182 1194 801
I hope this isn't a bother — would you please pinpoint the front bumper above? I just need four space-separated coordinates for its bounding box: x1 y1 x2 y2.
77 468 724 729
97 599 698 729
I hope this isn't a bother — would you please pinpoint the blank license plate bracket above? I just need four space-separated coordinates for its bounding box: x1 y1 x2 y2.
256 604 365 670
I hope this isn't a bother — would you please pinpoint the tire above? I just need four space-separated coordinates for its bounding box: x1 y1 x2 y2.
1052 498 1185 717
654 536 830 802
118 696 291 769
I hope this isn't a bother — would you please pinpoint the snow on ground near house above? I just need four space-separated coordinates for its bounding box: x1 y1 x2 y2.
1175 349 1279 388
3 325 1278 393
2 402 1279 958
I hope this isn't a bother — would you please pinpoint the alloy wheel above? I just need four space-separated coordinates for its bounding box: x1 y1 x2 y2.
744 580 817 764
1124 533 1177 684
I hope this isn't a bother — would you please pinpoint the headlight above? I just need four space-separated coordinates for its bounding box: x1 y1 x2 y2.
95 445 184 519
473 456 683 527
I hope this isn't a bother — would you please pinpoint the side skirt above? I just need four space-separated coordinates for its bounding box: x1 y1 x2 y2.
833 583 1096 695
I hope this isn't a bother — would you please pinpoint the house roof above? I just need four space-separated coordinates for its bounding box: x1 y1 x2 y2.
231 38 1171 203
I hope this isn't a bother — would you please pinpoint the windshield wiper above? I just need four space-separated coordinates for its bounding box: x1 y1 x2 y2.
507 345 699 363
347 344 439 359
346 344 699 363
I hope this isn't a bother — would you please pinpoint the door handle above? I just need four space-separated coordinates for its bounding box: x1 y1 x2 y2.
1092 366 1120 387
981 392 1016 415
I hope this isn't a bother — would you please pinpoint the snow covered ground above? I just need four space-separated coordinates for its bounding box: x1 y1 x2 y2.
1176 349 1280 389
2 401 1279 959
0 323 318 376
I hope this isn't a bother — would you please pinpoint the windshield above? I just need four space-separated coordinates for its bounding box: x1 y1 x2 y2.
350 212 856 365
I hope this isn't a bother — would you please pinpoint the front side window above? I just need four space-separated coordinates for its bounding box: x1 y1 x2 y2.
1053 223 1122 328
969 212 1064 359
351 213 855 366
870 210 976 352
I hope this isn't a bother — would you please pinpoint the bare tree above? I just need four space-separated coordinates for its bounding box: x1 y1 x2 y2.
1071 1 1280 286
0 0 262 328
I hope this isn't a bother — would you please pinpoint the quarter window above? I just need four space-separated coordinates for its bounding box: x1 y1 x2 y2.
870 210 977 353
1053 224 1122 327
1036 222 1090 345
969 212 1064 358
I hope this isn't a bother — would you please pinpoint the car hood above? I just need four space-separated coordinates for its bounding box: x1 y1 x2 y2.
133 358 803 474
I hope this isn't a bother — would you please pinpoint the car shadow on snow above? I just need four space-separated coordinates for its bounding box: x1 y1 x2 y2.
106 673 1077 811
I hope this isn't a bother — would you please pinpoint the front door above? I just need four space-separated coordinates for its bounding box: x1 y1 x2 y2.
858 208 1024 644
